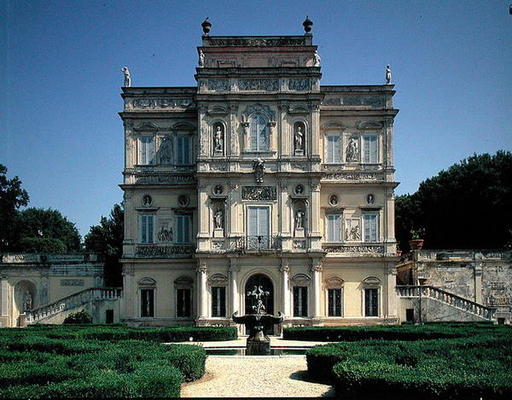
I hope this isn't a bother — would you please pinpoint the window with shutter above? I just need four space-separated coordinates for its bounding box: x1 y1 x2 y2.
249 114 269 151
176 135 191 165
363 214 378 242
362 135 378 163
176 215 191 243
326 135 341 163
139 136 155 165
140 215 154 243
326 214 342 242
211 287 226 317
293 286 308 317
328 288 343 317
177 288 191 317
247 207 270 248
364 288 378 317
141 289 154 317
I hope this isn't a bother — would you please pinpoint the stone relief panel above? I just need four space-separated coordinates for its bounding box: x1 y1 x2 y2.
344 218 361 242
288 78 311 91
345 136 359 163
241 186 277 201
238 79 279 91
125 98 195 111
322 172 383 182
206 79 230 91
156 216 174 243
322 95 385 107
158 137 173 164
205 37 308 47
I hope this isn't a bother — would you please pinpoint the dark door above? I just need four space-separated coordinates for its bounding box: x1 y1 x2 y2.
245 274 274 315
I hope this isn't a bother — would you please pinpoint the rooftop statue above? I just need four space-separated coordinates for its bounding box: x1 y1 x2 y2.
386 65 392 84
121 67 131 87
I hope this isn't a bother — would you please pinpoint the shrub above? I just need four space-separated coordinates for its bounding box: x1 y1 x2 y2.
163 344 207 381
63 310 93 324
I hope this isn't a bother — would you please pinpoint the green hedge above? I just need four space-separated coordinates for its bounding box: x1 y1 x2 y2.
0 327 208 398
306 329 512 399
284 322 499 342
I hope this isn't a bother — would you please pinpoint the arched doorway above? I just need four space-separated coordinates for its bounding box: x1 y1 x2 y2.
245 273 274 315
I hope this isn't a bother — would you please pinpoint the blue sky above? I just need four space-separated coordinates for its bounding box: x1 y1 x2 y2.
2 0 511 238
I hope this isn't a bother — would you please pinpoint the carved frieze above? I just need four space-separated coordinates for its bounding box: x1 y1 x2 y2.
288 78 311 91
357 120 384 130
324 245 385 254
322 171 383 181
239 79 279 91
132 173 196 185
125 98 195 111
135 245 194 257
207 79 229 91
242 186 277 201
322 95 385 107
205 37 307 47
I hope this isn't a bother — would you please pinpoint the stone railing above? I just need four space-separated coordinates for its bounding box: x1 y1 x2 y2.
26 287 122 324
323 243 385 255
396 285 496 321
232 236 282 252
134 244 195 258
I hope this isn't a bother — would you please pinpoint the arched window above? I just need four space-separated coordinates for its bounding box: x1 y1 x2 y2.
249 114 269 151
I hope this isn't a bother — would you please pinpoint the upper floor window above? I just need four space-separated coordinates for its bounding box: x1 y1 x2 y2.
247 206 270 249
139 136 155 165
140 215 154 243
175 135 192 165
249 114 269 152
363 213 378 242
326 214 342 242
176 214 192 243
362 135 379 164
325 135 341 163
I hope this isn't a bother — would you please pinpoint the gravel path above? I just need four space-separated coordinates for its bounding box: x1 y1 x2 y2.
181 356 334 398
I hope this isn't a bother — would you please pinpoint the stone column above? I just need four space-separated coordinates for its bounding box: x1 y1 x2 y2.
198 105 209 158
310 182 321 249
1 276 8 318
385 264 398 318
310 260 322 320
279 181 290 249
229 259 240 315
197 184 210 251
280 260 290 317
384 188 397 254
196 262 208 321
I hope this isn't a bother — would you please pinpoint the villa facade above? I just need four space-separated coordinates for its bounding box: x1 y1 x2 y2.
119 26 400 328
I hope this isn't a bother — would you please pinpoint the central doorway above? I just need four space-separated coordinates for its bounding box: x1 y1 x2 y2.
245 273 274 315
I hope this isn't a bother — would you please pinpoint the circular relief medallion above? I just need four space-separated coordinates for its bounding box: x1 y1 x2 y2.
142 194 152 207
367 194 375 204
295 184 304 195
213 184 224 195
329 194 338 206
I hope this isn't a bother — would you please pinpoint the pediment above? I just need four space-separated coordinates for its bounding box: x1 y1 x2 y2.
208 273 228 286
291 273 311 286
138 277 156 286
172 122 196 132
321 122 344 131
207 105 229 116
325 276 344 289
363 276 381 286
357 120 384 130
133 122 159 132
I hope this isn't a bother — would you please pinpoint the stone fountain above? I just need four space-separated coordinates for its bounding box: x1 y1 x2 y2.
232 285 284 355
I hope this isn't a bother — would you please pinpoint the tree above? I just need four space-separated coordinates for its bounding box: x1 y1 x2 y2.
0 164 29 251
15 208 82 253
396 151 512 250
84 204 124 287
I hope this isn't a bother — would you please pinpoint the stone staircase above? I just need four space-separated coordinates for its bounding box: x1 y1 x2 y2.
397 285 496 322
25 287 122 325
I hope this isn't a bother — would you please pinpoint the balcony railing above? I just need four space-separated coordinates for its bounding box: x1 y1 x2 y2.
235 235 282 252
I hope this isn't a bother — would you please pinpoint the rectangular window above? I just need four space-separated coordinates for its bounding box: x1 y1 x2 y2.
293 286 308 317
176 288 191 317
176 135 191 165
247 206 270 249
326 135 341 163
250 115 269 151
140 215 154 243
176 215 191 243
328 288 343 317
363 214 378 242
139 136 155 165
365 288 378 317
362 135 378 163
326 214 342 242
141 289 154 317
211 286 226 317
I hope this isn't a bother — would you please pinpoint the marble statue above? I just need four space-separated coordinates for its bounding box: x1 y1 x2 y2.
253 158 265 183
386 65 392 84
199 50 205 67
121 67 131 87
160 137 173 164
295 210 305 229
314 51 321 67
294 125 304 152
23 290 32 312
214 125 223 152
214 209 223 229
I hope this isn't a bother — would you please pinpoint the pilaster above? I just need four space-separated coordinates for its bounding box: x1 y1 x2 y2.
196 262 208 320
310 259 322 319
280 259 290 317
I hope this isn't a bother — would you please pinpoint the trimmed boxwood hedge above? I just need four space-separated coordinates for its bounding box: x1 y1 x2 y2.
0 326 210 398
306 326 512 399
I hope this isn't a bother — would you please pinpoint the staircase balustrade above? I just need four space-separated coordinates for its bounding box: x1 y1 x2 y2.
396 285 496 320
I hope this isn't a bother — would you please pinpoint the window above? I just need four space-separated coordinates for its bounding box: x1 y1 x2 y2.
363 213 378 242
139 136 155 165
175 135 192 165
211 286 226 317
293 286 308 317
249 114 269 151
247 206 270 248
326 135 341 163
364 288 378 317
140 215 154 243
176 288 191 317
141 289 154 317
362 135 378 163
326 214 342 242
176 215 191 243
328 288 343 317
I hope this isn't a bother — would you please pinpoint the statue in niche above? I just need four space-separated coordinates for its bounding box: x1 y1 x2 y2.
314 51 321 67
386 65 392 84
214 125 224 153
214 209 224 229
294 124 305 153
253 158 265 183
199 50 205 67
158 226 173 242
346 137 358 162
121 67 131 87
22 290 32 312
160 137 173 164
295 210 305 229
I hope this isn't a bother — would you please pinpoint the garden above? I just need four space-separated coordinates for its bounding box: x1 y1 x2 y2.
0 325 237 398
297 323 512 399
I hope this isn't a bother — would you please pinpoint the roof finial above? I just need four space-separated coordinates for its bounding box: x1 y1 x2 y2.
303 16 313 35
201 18 211 36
